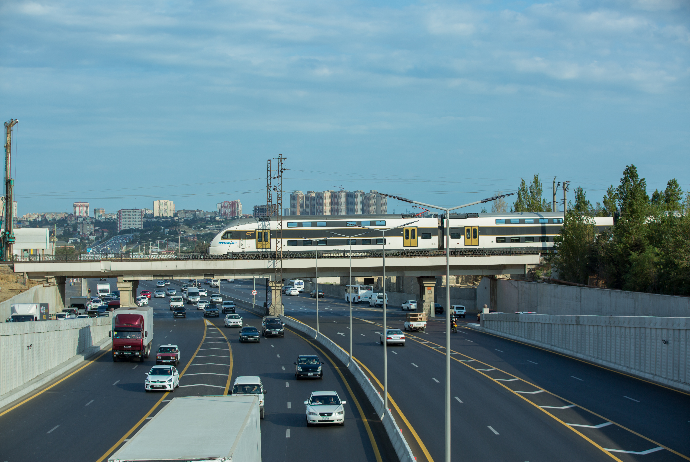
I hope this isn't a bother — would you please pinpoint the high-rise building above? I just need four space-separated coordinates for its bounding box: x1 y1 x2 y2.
346 190 364 215
93 208 105 220
252 204 278 218
117 209 144 232
153 200 175 218
330 190 347 215
363 190 387 214
315 191 332 215
217 200 242 218
73 202 89 217
289 191 305 216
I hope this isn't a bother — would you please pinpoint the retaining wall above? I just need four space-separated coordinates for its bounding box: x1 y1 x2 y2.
495 279 690 317
0 284 65 323
0 316 112 406
481 313 690 392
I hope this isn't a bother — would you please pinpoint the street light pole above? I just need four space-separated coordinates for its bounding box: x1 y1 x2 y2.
315 247 319 339
380 193 514 462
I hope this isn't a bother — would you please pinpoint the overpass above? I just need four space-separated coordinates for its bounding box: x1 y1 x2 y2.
11 250 542 312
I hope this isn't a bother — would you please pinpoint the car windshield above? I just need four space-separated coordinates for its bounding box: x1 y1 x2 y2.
171 297 182 302
223 302 235 306
113 331 142 339
241 327 258 333
158 347 177 353
233 384 261 394
310 395 340 405
387 329 403 335
298 357 320 365
266 322 282 329
227 315 240 319
149 368 173 376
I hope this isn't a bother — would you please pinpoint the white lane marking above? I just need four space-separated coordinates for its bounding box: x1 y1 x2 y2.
47 425 59 434
195 355 230 358
361 334 366 336
170 330 172 332
432 378 439 383
488 426 499 435
540 404 576 409
287 402 291 409
495 378 519 382
495 349 503 352
391 351 397 355
145 417 152 420
85 400 94 406
455 397 463 404
183 373 228 376
113 380 120 386
286 429 291 438
178 384 226 389
568 422 612 428
163 399 171 402
515 390 544 394
411 363 418 368
605 447 663 455
527 360 538 364
477 368 496 372
624 396 640 403
271 345 274 348
165 336 167 339
458 359 475 362
132 365 138 370
189 363 230 366
198 348 224 350
571 376 584 381
277 354 280 358
282 366 285 371
337 332 345 336
286 382 289 388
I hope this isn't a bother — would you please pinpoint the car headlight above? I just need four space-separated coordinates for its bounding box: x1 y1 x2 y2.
317 366 322 372
336 410 344 415
166 378 172 383
297 366 302 371
308 411 318 416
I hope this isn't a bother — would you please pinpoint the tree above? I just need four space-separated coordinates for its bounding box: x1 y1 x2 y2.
491 192 507 213
601 186 617 217
663 178 683 213
570 187 592 214
552 211 597 284
512 175 549 212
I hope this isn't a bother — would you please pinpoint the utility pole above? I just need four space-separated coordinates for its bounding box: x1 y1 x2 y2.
2 119 18 261
552 177 557 212
562 181 570 214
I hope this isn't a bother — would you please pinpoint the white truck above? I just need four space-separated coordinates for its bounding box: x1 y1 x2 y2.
369 293 388 307
97 283 111 298
345 284 373 303
6 303 48 322
108 395 261 462
186 287 200 305
404 312 427 332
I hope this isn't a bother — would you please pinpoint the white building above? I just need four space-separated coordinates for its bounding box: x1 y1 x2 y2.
153 200 175 218
117 209 144 232
73 202 89 217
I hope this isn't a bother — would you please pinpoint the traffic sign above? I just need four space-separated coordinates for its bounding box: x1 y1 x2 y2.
252 290 257 295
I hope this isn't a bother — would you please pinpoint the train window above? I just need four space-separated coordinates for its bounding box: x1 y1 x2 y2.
510 237 521 243
495 219 505 224
287 222 299 228
303 240 313 246
222 232 232 239
404 229 409 239
346 222 357 227
287 240 299 246
421 233 432 239
257 233 263 242
510 219 520 224
540 236 549 242
361 221 370 227
317 239 327 245
450 233 461 239
374 220 386 226
362 239 371 245
316 222 327 227
524 237 535 242
348 239 357 245
539 218 548 224
466 228 471 239
554 219 563 224
496 237 507 243
524 219 534 224
375 238 386 245
303 222 312 227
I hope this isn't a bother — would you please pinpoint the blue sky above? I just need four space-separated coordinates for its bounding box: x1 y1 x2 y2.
1 0 688 216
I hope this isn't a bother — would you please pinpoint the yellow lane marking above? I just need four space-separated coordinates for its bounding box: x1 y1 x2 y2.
207 320 234 395
0 347 112 419
289 328 382 462
96 320 208 462
354 358 434 462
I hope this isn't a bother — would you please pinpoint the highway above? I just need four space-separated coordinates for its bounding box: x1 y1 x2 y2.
0 278 395 462
221 279 690 462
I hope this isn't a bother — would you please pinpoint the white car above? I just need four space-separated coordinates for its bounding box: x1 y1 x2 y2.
401 300 417 311
304 391 346 426
197 299 210 310
224 313 243 328
154 290 166 298
211 279 220 287
198 288 208 297
451 305 466 318
166 288 177 296
145 365 179 392
231 376 266 418
379 328 406 346
156 281 166 287
288 288 300 296
210 293 223 303
169 296 184 309
135 296 149 307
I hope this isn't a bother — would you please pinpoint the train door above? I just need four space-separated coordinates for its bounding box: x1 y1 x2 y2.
256 230 270 249
464 226 478 246
403 227 418 247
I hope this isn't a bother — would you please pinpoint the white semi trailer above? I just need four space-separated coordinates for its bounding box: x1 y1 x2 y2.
108 395 261 462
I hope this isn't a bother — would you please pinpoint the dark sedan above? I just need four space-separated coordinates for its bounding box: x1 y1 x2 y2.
310 290 325 298
173 307 186 318
434 303 444 315
294 354 324 379
204 305 220 318
262 321 284 338
239 326 260 343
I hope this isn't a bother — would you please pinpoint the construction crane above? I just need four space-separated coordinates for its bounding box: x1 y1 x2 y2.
2 119 18 261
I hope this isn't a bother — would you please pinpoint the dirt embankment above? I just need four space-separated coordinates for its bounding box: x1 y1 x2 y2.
0 264 41 304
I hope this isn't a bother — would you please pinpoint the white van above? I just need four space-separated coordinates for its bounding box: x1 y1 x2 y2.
210 279 220 288
186 287 200 305
231 376 266 419
369 293 388 307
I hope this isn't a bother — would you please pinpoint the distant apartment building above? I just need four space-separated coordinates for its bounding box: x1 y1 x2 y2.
176 209 206 220
304 191 317 216
117 209 144 232
315 191 332 215
0 198 18 218
73 202 90 217
252 204 279 218
217 200 242 218
289 191 305 216
363 190 387 214
93 208 105 220
79 220 95 236
330 190 347 215
153 200 175 218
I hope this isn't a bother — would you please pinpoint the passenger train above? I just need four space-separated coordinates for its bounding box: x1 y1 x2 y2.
208 212 614 256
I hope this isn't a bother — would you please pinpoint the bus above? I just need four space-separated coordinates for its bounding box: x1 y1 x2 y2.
345 284 373 303
288 279 305 293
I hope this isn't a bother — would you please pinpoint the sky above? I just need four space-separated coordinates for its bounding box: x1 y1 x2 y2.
1 0 688 216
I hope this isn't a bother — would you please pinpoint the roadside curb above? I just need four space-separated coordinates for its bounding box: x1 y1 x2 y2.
0 337 112 412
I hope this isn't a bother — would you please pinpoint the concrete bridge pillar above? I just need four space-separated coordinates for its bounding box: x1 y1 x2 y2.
268 281 283 316
417 276 436 318
118 278 135 307
81 278 88 296
56 276 67 312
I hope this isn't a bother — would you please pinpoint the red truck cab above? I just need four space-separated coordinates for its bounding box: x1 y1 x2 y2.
111 308 153 362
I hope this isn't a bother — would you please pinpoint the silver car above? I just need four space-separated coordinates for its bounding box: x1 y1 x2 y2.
197 299 210 310
211 293 223 303
379 328 406 346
